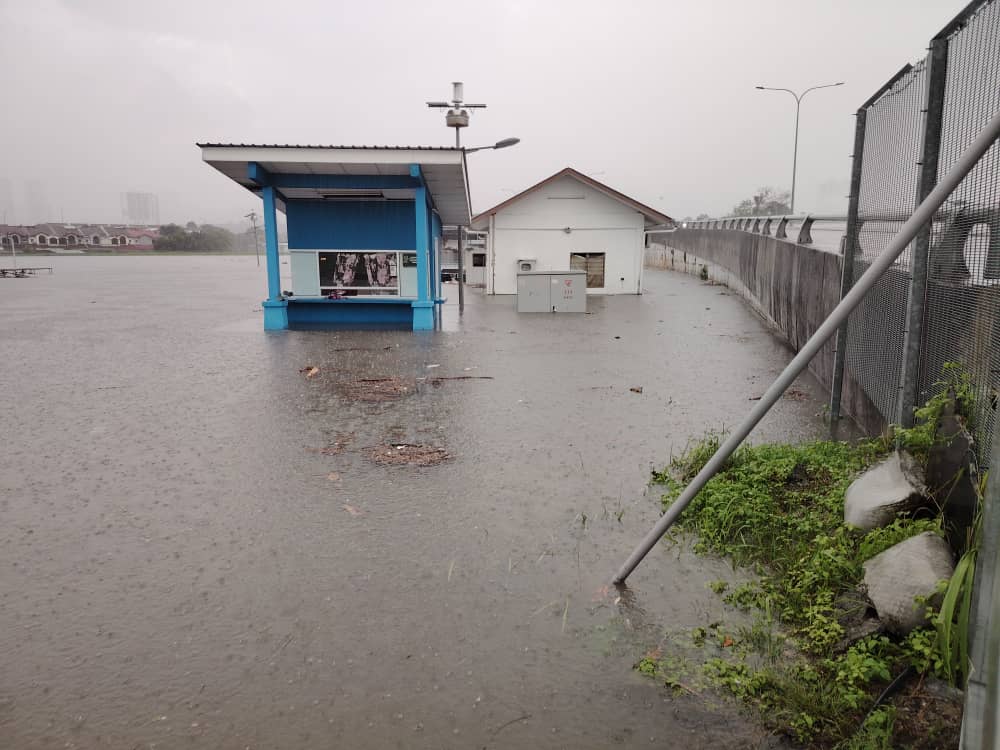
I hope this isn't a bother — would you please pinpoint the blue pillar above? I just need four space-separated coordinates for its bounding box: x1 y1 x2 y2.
411 165 433 331
431 211 443 301
261 185 288 330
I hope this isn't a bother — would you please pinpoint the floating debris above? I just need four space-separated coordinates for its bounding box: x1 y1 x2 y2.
629 386 643 394
342 504 362 516
300 365 320 378
315 432 355 455
428 376 493 387
366 443 451 466
338 377 414 403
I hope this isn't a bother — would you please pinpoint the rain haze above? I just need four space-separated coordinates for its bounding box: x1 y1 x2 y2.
0 0 973 225
3 1 998 748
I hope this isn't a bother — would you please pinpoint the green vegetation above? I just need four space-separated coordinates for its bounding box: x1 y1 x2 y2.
154 222 235 252
637 378 980 747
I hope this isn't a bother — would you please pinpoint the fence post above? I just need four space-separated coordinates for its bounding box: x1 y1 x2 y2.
898 38 949 427
962 430 1000 749
831 63 914 428
829 110 868 426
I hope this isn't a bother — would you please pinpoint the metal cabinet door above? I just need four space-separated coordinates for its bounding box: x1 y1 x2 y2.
516 274 551 312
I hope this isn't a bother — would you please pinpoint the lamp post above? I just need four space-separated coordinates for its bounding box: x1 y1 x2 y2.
755 82 844 213
458 137 520 309
245 210 260 267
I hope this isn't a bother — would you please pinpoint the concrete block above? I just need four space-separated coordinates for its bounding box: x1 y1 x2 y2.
863 531 955 635
844 451 928 531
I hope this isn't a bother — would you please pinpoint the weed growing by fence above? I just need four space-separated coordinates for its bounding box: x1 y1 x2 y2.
643 409 970 747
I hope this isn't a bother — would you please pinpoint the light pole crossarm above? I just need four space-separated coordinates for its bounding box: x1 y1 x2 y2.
756 85 800 102
754 81 844 214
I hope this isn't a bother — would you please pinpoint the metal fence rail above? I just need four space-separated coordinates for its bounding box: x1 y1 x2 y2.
839 0 1000 459
920 1 1000 460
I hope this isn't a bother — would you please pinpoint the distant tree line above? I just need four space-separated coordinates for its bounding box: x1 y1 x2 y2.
682 186 792 222
154 222 235 252
730 186 791 217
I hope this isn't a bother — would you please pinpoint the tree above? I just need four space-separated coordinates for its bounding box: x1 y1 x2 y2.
198 225 235 253
154 223 234 252
731 187 791 217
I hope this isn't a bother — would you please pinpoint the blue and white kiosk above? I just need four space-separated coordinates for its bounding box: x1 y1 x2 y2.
198 144 470 331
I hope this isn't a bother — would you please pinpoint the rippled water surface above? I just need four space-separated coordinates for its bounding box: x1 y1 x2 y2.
0 257 836 748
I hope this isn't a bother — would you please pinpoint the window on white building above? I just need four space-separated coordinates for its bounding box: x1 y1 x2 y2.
570 252 606 288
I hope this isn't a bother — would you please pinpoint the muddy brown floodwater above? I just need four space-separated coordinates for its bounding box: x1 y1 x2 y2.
0 256 839 749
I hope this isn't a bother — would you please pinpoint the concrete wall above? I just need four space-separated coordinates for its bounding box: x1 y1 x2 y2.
648 229 886 436
489 175 645 295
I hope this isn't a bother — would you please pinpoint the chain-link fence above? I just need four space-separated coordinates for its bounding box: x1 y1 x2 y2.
838 0 1000 461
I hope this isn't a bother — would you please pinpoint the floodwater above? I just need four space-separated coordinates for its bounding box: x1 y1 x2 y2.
1 257 836 749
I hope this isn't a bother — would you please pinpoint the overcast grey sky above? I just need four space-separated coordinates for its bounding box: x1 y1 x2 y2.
0 0 971 226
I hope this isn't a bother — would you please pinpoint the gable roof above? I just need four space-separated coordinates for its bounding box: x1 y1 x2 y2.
470 167 674 229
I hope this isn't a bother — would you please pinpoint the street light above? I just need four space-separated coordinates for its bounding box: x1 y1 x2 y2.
245 210 260 267
755 82 844 213
464 137 520 154
457 137 521 308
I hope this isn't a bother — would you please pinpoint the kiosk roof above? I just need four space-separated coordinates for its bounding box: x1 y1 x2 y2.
198 143 471 225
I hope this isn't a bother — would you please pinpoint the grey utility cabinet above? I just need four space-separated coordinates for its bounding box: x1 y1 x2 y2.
516 270 587 313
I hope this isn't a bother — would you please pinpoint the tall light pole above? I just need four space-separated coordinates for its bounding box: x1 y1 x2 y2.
245 210 260 267
457 138 520 309
755 82 844 213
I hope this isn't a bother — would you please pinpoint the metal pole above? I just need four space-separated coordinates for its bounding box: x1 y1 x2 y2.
613 106 1000 585
830 106 869 425
252 213 260 268
897 38 949 427
457 224 465 309
791 95 801 214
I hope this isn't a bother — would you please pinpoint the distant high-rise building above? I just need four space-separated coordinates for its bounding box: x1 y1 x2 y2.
25 180 52 223
121 192 160 226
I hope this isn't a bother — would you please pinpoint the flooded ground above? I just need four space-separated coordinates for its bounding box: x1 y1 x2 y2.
1 256 839 749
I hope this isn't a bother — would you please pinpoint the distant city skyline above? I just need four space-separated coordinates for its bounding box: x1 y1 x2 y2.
121 192 160 226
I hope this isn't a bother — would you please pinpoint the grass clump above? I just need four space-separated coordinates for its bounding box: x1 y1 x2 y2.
646 424 966 747
659 437 891 651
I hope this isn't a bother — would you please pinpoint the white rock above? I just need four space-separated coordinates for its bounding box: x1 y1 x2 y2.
863 532 955 635
844 451 928 531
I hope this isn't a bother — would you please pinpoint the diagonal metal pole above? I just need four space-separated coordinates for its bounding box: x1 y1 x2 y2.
613 107 1000 585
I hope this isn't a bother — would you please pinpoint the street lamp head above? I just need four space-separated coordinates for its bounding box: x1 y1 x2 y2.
755 85 765 89
464 137 521 154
